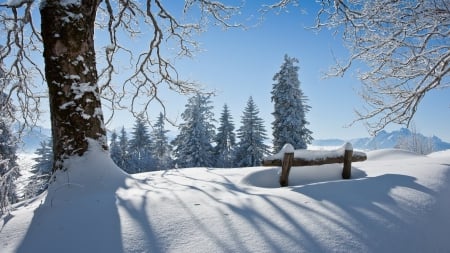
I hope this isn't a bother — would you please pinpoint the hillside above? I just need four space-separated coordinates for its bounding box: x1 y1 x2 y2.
1 144 450 253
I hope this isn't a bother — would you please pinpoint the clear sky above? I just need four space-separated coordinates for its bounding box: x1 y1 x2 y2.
82 3 450 142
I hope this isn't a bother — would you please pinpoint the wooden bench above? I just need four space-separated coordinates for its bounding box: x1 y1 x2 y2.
262 143 367 187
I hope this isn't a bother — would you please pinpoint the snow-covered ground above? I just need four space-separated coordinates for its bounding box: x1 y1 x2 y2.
1 143 450 253
14 153 38 199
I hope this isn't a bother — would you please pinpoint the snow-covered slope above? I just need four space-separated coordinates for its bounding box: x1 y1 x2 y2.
1 146 450 253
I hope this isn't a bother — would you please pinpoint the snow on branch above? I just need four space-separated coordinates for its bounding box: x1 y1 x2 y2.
1 1 244 129
0 1 44 128
98 0 244 125
313 0 450 135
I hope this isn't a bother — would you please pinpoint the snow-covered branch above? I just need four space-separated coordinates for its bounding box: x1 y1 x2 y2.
314 0 450 135
97 0 243 124
0 1 44 128
1 1 244 128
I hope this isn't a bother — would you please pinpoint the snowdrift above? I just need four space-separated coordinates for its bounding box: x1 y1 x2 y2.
1 148 450 253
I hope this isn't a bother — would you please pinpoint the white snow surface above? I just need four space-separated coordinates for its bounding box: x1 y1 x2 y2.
266 142 364 161
1 143 450 253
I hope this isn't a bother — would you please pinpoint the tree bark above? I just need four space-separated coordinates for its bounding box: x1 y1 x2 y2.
41 1 107 171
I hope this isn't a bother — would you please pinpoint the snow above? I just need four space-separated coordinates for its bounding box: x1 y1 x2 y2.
1 144 450 253
59 101 75 110
280 143 295 153
71 82 97 100
14 153 38 199
366 148 424 161
266 142 364 161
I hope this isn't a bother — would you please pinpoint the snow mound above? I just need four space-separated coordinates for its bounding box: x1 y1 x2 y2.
428 149 450 159
56 139 126 184
367 148 424 161
242 164 367 188
46 139 128 204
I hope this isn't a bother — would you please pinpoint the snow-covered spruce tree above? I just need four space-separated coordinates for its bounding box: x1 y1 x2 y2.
128 116 155 173
25 140 53 198
214 104 236 168
109 130 122 168
118 127 131 172
172 93 216 168
272 54 313 152
0 93 19 214
235 97 270 167
150 113 173 170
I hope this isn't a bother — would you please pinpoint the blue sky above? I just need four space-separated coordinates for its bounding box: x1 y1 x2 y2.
103 2 450 142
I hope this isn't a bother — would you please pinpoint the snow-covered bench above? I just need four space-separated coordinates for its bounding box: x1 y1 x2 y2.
262 143 367 187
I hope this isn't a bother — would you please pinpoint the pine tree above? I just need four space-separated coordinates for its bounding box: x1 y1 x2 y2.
0 93 19 214
271 54 313 152
214 104 236 168
128 116 154 173
150 113 173 170
172 93 216 168
25 140 53 198
235 97 270 167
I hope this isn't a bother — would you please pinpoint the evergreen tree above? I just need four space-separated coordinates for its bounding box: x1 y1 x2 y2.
109 130 122 168
117 127 131 173
172 93 216 168
235 97 270 167
25 140 53 198
150 113 173 170
0 93 19 214
214 104 236 168
128 116 154 173
271 54 313 152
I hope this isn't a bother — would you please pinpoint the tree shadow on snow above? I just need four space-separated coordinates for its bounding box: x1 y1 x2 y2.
150 167 440 252
15 181 125 253
15 171 163 253
142 168 350 252
291 173 437 251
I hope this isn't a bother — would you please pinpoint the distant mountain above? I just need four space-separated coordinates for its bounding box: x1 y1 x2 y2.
313 128 450 152
311 139 346 147
17 126 450 153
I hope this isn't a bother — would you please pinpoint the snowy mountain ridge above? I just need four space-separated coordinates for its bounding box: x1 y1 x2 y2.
313 128 450 152
18 126 450 153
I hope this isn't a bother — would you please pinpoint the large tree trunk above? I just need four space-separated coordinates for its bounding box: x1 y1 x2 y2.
41 1 107 171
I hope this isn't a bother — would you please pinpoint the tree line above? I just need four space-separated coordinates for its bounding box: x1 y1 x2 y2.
111 96 271 172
